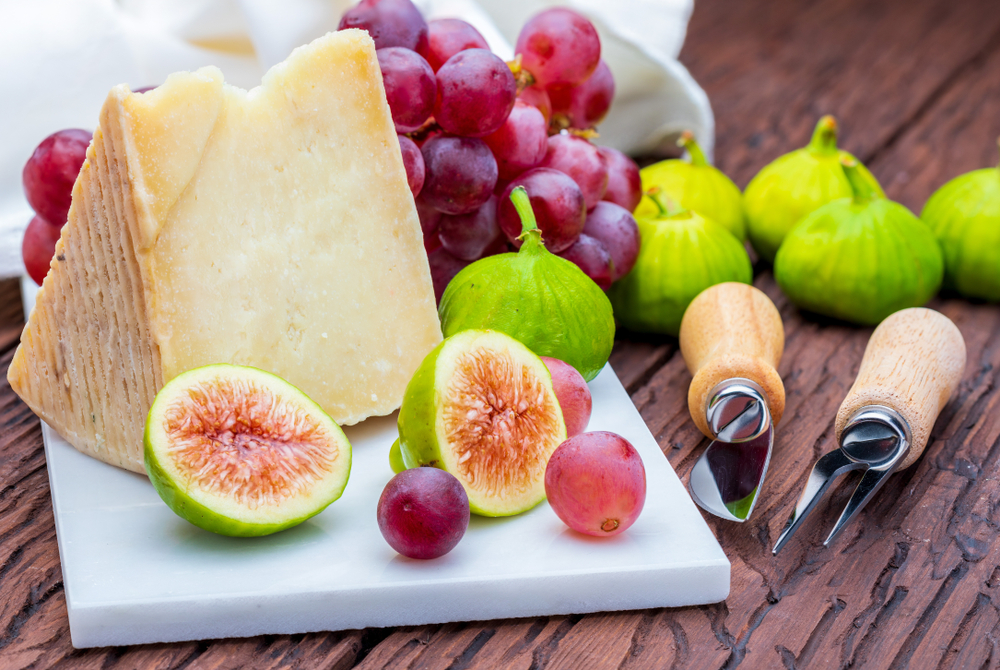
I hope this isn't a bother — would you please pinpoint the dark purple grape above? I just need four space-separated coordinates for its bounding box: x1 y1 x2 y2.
583 201 641 282
558 233 613 290
22 215 62 286
437 196 502 261
377 468 470 559
538 133 608 210
548 59 614 129
398 134 425 196
434 49 516 138
420 136 498 215
497 168 585 253
415 196 441 235
338 0 429 55
428 247 470 303
426 18 488 71
598 147 642 212
515 8 600 87
483 101 548 181
22 129 91 226
378 48 436 133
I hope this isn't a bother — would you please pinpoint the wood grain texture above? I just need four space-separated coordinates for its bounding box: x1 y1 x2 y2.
834 308 966 468
679 282 785 437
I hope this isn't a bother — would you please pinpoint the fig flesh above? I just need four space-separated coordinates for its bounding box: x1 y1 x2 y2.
397 329 567 516
144 364 352 537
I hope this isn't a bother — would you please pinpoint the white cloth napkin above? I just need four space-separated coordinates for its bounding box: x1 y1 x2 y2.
0 0 712 278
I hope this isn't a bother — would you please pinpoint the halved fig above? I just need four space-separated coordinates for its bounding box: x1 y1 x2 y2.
144 364 352 537
398 330 567 516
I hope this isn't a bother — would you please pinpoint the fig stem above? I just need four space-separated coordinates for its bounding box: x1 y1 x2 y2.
646 188 687 217
510 186 545 250
841 157 876 202
808 115 839 155
678 131 708 167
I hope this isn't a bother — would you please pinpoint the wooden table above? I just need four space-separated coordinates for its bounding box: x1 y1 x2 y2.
4 0 1000 666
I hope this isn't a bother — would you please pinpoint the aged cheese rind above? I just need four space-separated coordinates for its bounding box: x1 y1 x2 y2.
9 30 442 474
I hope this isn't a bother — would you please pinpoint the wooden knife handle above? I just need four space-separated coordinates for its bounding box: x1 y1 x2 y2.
679 282 785 439
835 308 966 469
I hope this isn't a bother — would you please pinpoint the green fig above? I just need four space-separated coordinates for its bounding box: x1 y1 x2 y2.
745 115 884 262
774 159 943 325
636 131 746 241
609 192 753 336
921 138 1000 301
439 187 615 381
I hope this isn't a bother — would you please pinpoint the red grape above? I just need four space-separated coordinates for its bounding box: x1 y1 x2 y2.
22 129 91 227
22 215 62 286
338 0 429 55
377 467 470 559
428 247 470 303
541 356 592 437
378 48 436 133
437 196 502 261
545 431 646 537
426 18 488 71
583 202 641 282
421 136 497 215
416 196 441 235
497 168 585 253
515 8 600 87
598 147 642 212
548 59 614 129
434 49 516 137
518 84 552 123
558 233 613 290
398 134 425 196
132 85 157 94
538 133 608 210
483 101 548 180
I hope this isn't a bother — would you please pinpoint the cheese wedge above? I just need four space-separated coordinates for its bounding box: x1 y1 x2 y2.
9 30 443 474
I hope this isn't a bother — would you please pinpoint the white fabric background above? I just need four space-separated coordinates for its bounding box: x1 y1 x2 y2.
0 0 712 277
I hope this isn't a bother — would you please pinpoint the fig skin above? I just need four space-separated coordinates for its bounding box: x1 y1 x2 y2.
389 438 405 474
440 187 615 381
635 131 746 241
609 195 752 336
744 116 884 262
775 159 943 325
921 141 1000 301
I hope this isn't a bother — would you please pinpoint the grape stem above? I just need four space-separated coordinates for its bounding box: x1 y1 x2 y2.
678 131 708 167
808 115 839 155
510 186 546 251
841 157 876 202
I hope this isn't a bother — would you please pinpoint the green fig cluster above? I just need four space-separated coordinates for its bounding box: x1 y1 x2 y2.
745 116 884 262
921 139 1000 301
609 193 753 335
439 187 615 381
636 132 746 241
774 159 943 325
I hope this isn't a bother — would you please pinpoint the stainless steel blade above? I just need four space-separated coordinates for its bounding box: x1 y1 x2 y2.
689 423 773 522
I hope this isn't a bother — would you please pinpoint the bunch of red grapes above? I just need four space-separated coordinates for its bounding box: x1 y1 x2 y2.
340 0 643 301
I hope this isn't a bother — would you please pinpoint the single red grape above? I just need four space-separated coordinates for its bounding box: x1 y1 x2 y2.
428 247 470 303
377 468 470 559
545 431 646 537
437 196 502 261
598 146 642 212
426 18 488 71
398 134 425 196
518 84 552 124
483 101 548 180
538 133 608 210
434 49 516 137
378 48 436 133
515 8 600 87
497 168 585 253
22 215 62 286
421 136 497 215
548 59 614 129
415 195 441 236
338 0 429 55
583 202 641 282
541 356 592 437
22 129 91 227
558 233 613 290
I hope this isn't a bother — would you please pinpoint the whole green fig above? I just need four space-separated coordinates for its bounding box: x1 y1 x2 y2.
439 187 615 381
774 159 943 325
745 116 884 262
921 138 1000 301
609 192 753 336
636 131 746 240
